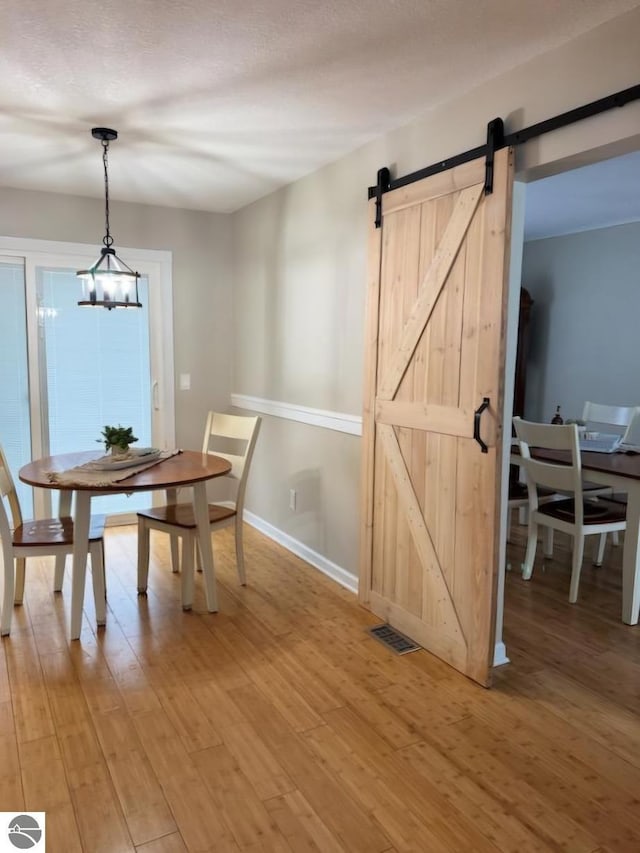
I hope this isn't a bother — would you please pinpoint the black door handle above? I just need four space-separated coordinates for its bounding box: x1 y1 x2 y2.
474 397 490 453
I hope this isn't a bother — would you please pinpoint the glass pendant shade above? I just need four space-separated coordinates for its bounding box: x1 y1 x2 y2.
77 127 142 309
78 247 141 309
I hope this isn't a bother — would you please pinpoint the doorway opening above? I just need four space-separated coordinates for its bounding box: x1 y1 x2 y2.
500 147 640 687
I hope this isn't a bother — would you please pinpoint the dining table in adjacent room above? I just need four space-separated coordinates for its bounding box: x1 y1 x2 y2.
19 449 232 640
511 444 640 626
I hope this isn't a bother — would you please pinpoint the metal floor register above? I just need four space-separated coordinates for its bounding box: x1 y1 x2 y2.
368 624 421 655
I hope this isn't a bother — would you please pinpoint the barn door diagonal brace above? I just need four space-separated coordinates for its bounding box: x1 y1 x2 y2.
368 81 640 227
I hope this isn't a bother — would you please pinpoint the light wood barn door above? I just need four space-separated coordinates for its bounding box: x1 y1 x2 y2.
360 149 513 686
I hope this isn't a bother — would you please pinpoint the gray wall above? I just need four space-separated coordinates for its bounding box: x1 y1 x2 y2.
523 221 640 424
0 187 232 451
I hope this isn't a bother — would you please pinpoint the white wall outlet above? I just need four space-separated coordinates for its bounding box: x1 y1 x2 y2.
289 488 297 511
179 373 191 391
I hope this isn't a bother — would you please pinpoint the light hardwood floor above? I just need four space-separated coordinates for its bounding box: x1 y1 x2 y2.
1 522 639 852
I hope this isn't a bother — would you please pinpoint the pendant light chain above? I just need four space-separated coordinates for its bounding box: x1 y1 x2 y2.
102 139 114 249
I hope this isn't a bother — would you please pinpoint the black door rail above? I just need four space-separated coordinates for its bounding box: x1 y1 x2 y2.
369 83 640 227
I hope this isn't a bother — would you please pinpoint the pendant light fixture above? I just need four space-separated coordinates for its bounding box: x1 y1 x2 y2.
77 127 141 309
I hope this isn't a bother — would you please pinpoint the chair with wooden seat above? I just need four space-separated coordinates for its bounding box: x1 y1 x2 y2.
0 445 106 637
539 402 638 562
136 412 261 609
512 417 626 603
581 401 639 556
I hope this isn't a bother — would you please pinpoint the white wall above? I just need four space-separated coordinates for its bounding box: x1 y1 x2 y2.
232 6 640 581
523 221 640 423
0 187 233 450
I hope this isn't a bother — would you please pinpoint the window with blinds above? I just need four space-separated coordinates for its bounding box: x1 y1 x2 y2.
37 267 152 515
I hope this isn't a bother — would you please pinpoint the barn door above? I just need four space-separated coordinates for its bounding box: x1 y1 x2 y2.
360 149 513 686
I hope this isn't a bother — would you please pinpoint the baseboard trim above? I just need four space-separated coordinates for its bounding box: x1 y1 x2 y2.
231 393 362 436
244 510 358 594
493 642 510 667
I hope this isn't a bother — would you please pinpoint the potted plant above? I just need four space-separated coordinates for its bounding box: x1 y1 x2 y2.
98 425 139 457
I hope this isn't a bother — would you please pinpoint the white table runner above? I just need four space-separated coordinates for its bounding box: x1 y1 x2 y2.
47 449 181 488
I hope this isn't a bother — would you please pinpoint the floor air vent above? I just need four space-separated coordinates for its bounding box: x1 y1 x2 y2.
368 623 421 655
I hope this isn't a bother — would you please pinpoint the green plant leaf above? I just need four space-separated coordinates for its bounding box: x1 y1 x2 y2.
98 424 139 451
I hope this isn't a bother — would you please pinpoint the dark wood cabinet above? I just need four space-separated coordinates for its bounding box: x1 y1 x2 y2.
513 288 533 419
510 288 533 497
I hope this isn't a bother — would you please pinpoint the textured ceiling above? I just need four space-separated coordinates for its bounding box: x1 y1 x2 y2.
1 0 639 213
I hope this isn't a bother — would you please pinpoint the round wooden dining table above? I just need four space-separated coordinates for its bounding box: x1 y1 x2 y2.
19 450 231 640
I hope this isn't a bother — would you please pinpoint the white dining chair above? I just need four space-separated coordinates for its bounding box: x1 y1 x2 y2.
136 412 261 609
512 418 626 603
581 401 639 556
543 402 638 562
0 444 106 637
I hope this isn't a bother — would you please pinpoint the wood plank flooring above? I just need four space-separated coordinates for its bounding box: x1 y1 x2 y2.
0 522 638 852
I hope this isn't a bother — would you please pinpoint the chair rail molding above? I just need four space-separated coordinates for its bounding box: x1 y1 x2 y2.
231 393 363 436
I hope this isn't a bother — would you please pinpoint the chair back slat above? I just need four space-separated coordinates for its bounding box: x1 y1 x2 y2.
204 412 259 443
582 401 639 428
513 418 579 452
